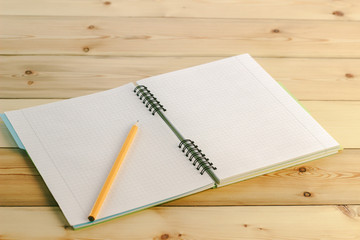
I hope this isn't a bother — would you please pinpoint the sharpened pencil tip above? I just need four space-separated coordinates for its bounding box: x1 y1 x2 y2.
135 120 139 126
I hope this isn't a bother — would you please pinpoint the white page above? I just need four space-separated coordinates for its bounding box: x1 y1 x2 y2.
6 83 213 227
137 54 340 183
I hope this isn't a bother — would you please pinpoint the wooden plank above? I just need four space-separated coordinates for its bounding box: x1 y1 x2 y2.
1 56 360 100
1 100 358 148
0 0 359 21
1 148 359 206
2 17 360 57
0 149 56 206
1 206 360 239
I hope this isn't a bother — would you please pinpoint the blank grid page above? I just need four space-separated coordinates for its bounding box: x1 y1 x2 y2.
6 83 212 226
137 54 339 182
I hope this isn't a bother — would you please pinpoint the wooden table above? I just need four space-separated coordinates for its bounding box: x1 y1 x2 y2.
1 1 360 239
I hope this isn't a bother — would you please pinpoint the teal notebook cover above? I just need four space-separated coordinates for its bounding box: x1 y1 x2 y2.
0 113 26 150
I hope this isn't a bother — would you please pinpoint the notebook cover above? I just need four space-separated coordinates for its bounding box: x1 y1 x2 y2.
0 113 26 149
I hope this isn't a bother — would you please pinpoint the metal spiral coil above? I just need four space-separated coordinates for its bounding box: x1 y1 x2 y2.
178 139 217 175
134 85 166 115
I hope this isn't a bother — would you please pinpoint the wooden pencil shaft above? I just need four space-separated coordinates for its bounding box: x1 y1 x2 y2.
88 122 138 221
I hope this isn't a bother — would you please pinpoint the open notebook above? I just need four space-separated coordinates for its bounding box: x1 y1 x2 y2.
1 54 341 229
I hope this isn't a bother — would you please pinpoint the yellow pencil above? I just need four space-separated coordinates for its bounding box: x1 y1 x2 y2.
88 121 139 222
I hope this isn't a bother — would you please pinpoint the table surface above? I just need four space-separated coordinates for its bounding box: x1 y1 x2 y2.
1 1 360 239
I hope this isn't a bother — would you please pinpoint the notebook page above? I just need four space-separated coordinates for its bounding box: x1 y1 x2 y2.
5 83 213 226
137 54 339 183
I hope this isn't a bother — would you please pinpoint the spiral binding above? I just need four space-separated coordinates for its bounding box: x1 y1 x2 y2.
178 139 217 175
134 85 166 116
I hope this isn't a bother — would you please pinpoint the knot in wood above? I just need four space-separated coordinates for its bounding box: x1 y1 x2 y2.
332 11 344 16
345 73 354 78
160 233 169 239
303 192 312 197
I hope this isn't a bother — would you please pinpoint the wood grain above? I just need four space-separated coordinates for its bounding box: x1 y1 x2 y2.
1 56 359 100
0 149 56 206
1 206 360 239
0 0 359 20
1 148 358 206
1 100 357 148
2 16 360 57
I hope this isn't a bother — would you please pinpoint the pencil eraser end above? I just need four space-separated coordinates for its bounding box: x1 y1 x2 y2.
88 216 95 222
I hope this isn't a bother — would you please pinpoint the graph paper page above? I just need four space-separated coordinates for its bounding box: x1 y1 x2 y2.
137 54 340 183
5 83 213 227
